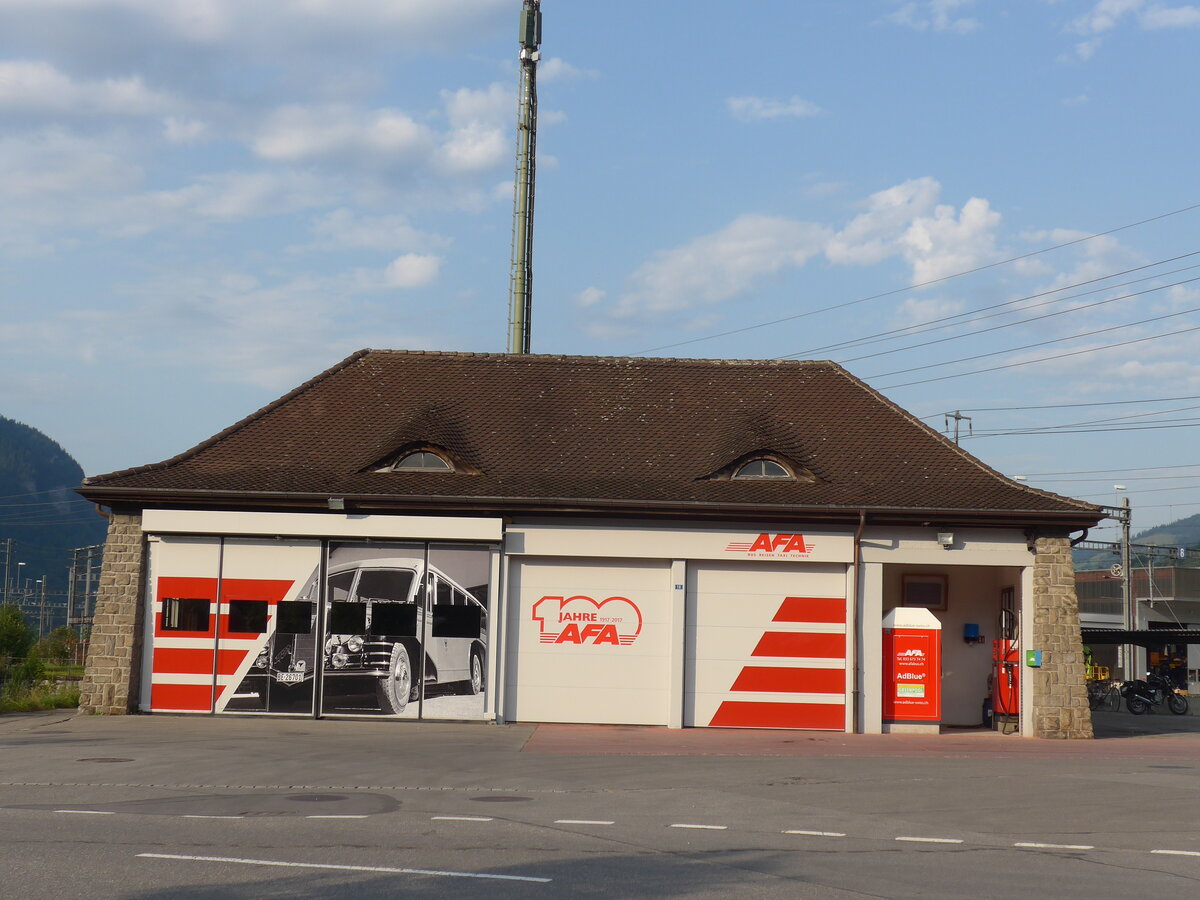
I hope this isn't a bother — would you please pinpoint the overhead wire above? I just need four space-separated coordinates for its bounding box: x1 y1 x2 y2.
879 320 1200 389
790 251 1200 358
631 200 1200 356
837 275 1200 366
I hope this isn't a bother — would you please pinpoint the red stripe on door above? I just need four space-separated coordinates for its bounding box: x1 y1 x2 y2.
773 596 845 624
730 666 845 694
708 700 845 730
752 631 845 658
150 683 213 712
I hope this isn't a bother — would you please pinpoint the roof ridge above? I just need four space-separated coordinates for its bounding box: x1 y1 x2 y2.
83 349 372 485
367 348 835 367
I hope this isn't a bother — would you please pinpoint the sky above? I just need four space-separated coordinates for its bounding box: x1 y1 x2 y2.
2 0 1199 541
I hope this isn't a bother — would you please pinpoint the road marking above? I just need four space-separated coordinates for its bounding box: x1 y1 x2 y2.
670 823 728 830
895 837 964 844
431 815 494 822
784 830 847 837
1014 842 1094 850
136 853 550 884
306 815 368 819
1152 849 1200 858
182 815 243 820
554 819 614 825
55 810 114 815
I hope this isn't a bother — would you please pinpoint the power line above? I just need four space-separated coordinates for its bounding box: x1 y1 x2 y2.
838 275 1200 366
921 395 1200 417
879 320 1200 389
791 251 1200 358
632 200 1200 356
1020 463 1200 477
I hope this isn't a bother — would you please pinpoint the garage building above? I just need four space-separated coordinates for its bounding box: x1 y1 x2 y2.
78 351 1103 738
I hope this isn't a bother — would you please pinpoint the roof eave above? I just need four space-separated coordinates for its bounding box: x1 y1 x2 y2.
77 485 1104 530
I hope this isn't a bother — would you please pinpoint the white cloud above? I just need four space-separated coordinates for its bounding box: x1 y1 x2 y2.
384 253 442 289
726 95 823 122
438 83 512 174
894 296 968 327
826 177 942 267
0 60 172 116
1142 4 1200 27
148 170 333 223
539 57 598 82
300 208 449 254
162 116 208 143
576 287 606 308
614 214 831 317
1066 2 1200 58
253 104 434 165
587 178 1004 329
900 196 1001 284
885 0 980 34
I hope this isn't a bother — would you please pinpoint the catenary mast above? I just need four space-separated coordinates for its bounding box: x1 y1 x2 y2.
507 0 541 354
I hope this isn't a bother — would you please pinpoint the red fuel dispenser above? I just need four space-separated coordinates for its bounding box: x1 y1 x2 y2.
991 607 1019 732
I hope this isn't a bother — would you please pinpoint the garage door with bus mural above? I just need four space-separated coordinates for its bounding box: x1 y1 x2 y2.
145 536 493 720
685 561 848 730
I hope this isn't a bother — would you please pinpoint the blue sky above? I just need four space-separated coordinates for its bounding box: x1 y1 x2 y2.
2 0 1199 538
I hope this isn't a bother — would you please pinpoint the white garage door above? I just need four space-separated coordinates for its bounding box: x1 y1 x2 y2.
506 557 672 725
686 561 848 730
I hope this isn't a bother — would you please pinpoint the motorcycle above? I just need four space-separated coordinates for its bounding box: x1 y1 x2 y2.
1121 670 1189 715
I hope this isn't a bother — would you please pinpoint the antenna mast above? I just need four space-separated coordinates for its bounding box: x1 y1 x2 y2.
507 0 541 354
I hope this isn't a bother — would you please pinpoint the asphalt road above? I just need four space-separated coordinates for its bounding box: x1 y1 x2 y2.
3 711 1200 899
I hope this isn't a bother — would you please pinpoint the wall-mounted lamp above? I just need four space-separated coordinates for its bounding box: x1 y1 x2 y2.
327 497 345 511
963 623 985 645
937 532 955 550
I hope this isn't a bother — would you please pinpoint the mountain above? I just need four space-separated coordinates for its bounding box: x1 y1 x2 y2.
1074 512 1200 570
0 416 107 606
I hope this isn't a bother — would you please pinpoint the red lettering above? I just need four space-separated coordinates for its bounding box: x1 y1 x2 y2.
580 623 620 645
555 623 582 644
782 534 807 553
749 533 774 553
771 533 792 551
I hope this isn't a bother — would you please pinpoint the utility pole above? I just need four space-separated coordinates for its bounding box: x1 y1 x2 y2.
37 577 47 638
943 410 972 444
2 538 11 605
1119 496 1133 680
507 0 542 354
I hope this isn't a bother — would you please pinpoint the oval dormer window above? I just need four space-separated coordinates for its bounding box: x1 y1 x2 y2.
392 451 451 471
734 458 791 479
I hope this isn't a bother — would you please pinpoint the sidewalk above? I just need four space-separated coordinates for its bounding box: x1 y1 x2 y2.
4 709 1200 767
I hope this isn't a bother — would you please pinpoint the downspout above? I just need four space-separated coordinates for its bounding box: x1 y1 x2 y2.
850 510 866 733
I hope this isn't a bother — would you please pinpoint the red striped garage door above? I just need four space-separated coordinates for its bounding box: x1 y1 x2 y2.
685 561 848 730
147 537 320 714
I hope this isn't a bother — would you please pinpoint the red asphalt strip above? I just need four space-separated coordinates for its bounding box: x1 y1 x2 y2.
521 723 1200 760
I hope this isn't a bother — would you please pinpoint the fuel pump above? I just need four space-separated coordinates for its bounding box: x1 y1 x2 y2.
991 606 1019 734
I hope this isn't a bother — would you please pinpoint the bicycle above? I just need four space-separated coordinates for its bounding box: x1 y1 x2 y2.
1087 679 1122 711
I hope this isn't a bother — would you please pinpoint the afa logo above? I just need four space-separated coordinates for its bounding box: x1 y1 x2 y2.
725 533 812 556
532 595 643 646
898 648 925 658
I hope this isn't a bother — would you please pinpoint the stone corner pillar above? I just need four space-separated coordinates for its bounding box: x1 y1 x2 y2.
1031 532 1093 739
79 512 146 715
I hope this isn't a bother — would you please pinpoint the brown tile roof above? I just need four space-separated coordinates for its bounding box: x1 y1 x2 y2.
81 350 1102 526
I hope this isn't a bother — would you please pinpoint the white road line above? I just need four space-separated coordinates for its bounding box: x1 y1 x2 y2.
431 815 494 822
54 810 114 815
306 815 368 819
783 830 847 837
182 815 243 820
1014 842 1094 851
670 824 728 830
1152 849 1200 858
136 853 550 884
554 819 614 825
895 837 964 844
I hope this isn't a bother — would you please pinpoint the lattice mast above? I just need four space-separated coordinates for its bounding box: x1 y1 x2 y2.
507 0 541 354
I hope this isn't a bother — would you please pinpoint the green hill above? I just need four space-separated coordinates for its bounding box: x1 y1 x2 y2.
0 416 107 613
1074 512 1200 570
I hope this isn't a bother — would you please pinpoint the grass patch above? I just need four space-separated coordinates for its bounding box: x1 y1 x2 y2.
0 682 81 714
